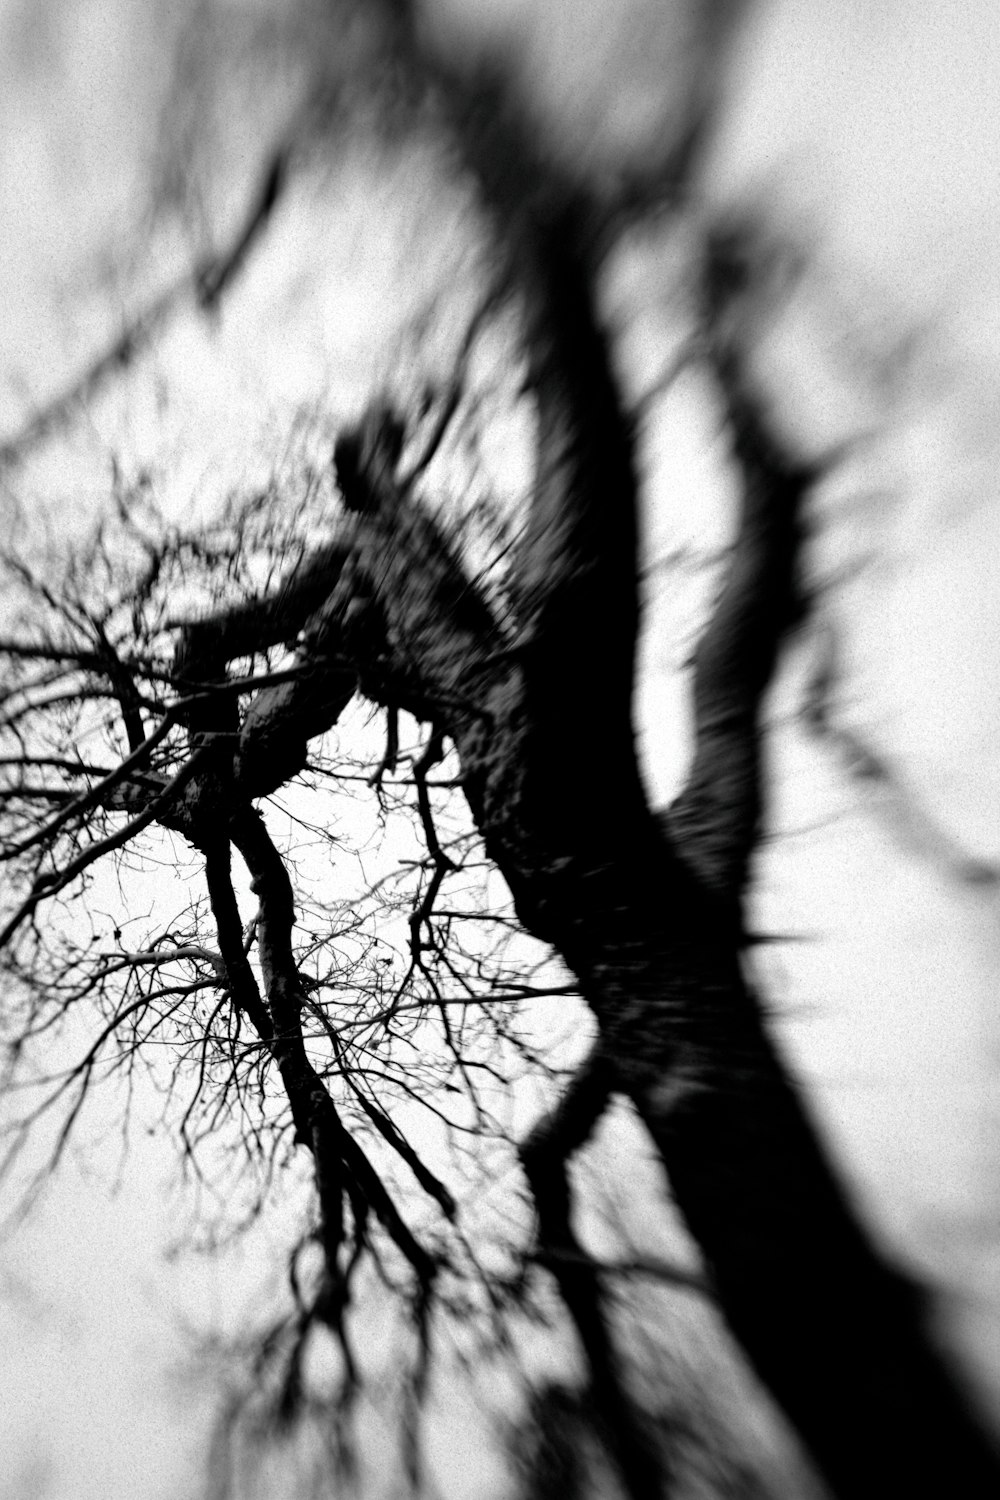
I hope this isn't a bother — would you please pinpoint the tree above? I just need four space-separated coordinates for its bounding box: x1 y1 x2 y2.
1 2 998 1497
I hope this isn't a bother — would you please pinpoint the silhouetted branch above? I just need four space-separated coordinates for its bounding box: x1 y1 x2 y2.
664 228 815 904
520 1047 663 1500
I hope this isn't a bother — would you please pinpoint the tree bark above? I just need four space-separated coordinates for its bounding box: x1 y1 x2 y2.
179 384 1000 1499
169 49 1000 1500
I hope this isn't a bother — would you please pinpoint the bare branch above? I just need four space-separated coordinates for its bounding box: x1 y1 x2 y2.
664 229 815 903
0 744 212 951
520 1048 663 1500
0 708 180 863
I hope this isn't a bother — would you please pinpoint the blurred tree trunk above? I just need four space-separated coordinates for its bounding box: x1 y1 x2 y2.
177 208 1000 1495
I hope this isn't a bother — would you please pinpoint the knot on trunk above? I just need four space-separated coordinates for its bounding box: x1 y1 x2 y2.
334 405 405 515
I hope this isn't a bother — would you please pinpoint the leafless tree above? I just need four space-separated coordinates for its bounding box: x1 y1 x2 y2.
1 3 997 1498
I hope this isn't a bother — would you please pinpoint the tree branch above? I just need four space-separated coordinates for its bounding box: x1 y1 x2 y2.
229 807 438 1301
0 743 211 951
664 229 814 903
519 1047 663 1500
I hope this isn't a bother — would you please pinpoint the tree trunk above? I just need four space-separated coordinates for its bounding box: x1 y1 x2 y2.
172 80 1000 1500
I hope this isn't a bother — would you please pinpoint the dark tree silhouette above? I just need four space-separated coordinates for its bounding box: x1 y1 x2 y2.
1 3 997 1497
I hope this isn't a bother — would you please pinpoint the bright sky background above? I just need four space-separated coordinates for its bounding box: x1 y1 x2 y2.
3 0 1000 1493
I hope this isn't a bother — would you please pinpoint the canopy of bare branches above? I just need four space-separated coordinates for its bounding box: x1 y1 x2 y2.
2 4 999 1499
